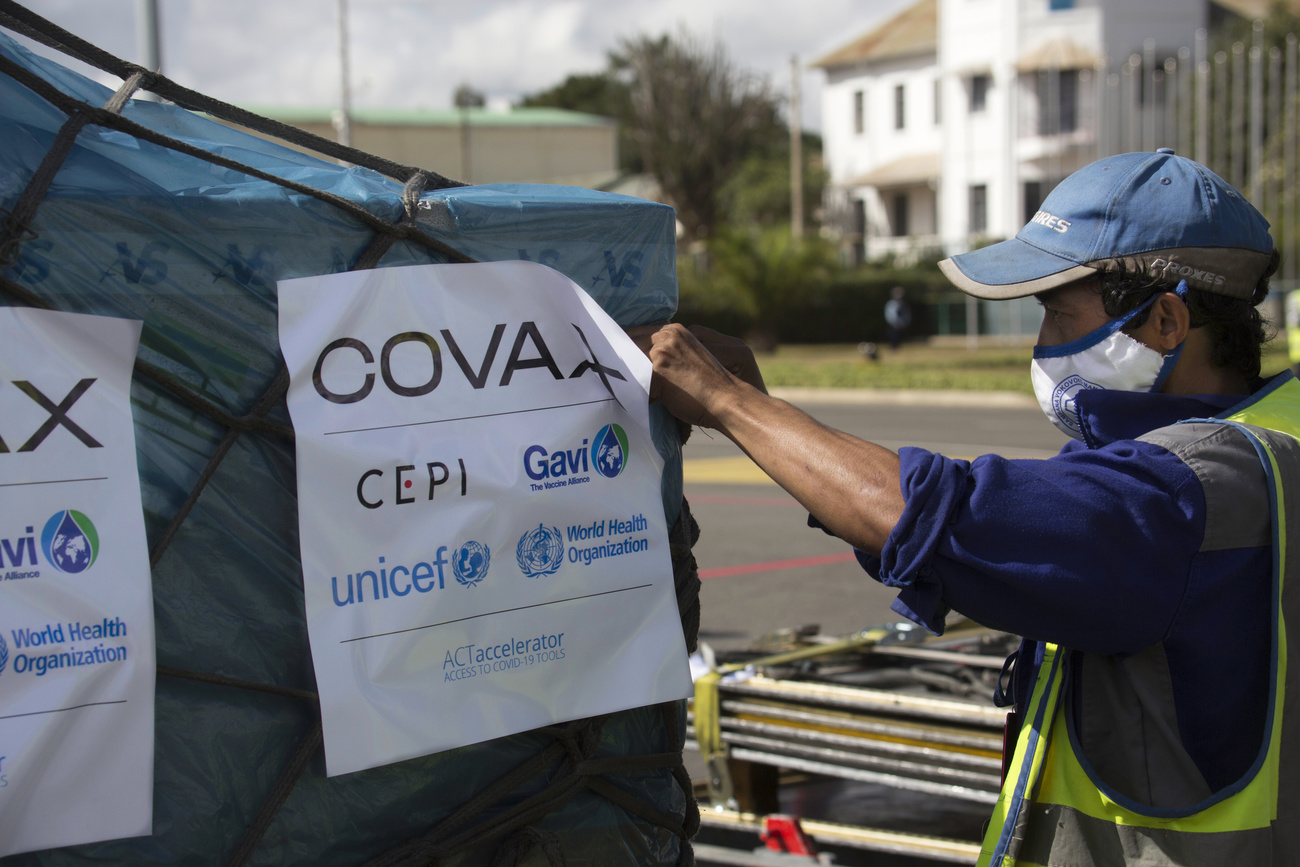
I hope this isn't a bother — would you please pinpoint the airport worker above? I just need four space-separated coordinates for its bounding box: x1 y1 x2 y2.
884 285 912 350
639 149 1299 865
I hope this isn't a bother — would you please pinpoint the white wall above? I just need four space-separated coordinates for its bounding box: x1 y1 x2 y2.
823 0 1218 258
940 0 1018 248
822 52 943 186
822 48 943 252
1097 0 1209 68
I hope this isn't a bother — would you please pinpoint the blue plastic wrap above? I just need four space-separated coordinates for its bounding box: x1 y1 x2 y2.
0 28 688 866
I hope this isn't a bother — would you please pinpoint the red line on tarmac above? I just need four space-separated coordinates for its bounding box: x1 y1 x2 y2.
698 552 858 580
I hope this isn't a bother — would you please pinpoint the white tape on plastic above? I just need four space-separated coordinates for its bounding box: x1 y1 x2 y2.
0 307 154 855
279 261 691 776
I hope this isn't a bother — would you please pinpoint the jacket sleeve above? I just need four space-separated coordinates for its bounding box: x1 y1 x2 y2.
863 441 1207 654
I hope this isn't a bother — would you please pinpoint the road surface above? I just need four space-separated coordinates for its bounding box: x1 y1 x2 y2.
683 389 1068 653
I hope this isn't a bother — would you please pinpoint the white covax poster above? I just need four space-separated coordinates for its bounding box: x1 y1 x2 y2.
279 261 692 776
0 307 155 855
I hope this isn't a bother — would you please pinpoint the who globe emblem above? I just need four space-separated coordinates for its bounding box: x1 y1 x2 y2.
41 509 99 574
0 632 7 676
591 423 629 479
452 540 491 587
516 524 564 578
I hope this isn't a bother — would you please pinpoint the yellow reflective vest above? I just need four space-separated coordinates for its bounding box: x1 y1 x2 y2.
1286 290 1300 366
979 374 1300 866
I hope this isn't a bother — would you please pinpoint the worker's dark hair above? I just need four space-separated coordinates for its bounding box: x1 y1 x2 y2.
1094 248 1279 382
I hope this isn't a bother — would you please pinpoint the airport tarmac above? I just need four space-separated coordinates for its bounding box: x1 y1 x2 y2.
683 389 1069 653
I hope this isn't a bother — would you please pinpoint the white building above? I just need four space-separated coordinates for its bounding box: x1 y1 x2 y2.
814 0 1270 268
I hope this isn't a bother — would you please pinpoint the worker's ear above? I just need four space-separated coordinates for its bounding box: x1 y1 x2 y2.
1130 292 1190 354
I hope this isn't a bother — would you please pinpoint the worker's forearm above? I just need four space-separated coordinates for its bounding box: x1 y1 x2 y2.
708 383 904 555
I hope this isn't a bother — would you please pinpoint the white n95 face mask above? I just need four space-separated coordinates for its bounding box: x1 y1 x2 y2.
1030 283 1186 439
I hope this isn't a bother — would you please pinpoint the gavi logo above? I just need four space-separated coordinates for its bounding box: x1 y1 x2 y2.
591 424 628 478
0 511 99 577
524 423 630 483
41 511 99 574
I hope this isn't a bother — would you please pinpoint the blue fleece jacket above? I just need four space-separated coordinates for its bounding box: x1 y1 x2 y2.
850 379 1282 793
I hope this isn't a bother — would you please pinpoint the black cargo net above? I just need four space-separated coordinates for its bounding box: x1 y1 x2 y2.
0 3 702 864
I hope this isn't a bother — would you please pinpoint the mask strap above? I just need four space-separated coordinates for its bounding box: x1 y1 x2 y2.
1033 285 1170 360
1149 281 1190 393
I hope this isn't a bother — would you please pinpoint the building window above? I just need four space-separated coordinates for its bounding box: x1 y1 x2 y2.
1036 70 1078 134
970 74 991 113
893 193 910 237
1024 179 1059 223
934 78 942 125
894 84 905 130
853 90 865 134
1024 181 1043 224
1049 0 1074 9
969 184 988 234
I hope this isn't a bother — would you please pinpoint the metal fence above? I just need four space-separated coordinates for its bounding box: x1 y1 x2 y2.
1057 23 1299 287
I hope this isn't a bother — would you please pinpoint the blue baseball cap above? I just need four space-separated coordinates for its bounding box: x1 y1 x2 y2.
939 149 1274 300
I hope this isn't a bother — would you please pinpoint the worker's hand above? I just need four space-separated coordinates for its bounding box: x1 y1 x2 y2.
626 324 765 428
687 326 768 395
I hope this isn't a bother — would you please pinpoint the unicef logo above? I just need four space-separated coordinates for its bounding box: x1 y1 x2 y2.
591 424 629 479
516 524 564 578
452 541 491 587
1051 374 1101 436
41 510 99 574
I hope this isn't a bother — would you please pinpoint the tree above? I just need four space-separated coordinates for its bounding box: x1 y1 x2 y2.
521 33 805 240
453 84 485 109
1212 0 1300 54
719 132 829 229
614 32 786 241
518 72 642 173
690 227 840 349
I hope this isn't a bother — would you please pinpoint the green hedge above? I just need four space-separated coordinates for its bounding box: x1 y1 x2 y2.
676 257 959 345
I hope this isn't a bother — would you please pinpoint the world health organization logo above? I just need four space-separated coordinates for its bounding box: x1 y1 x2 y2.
452 540 491 587
0 633 7 677
516 524 564 578
591 423 629 479
41 510 99 574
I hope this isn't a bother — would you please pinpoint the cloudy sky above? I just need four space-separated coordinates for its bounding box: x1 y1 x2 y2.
15 0 911 131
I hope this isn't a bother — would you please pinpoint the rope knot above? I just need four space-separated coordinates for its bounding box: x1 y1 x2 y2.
402 170 435 221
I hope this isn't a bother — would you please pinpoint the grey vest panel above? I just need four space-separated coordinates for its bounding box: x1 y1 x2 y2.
1251 425 1300 865
1138 421 1271 552
1077 646 1212 809
1065 422 1273 810
1018 420 1300 865
1019 803 1276 866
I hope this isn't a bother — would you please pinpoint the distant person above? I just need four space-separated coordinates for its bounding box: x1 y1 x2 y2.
636 150 1298 863
883 286 911 350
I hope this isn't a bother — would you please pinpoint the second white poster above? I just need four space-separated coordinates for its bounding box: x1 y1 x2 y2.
279 261 692 777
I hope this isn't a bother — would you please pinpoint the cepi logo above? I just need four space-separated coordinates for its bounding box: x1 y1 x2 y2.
592 424 628 478
516 524 564 578
41 510 98 574
453 541 491 587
